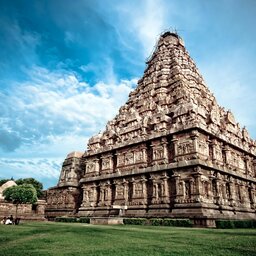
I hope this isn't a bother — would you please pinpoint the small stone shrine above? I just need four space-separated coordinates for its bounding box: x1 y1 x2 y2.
45 32 256 226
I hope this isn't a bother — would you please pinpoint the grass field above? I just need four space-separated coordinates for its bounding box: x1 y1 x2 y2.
0 222 255 256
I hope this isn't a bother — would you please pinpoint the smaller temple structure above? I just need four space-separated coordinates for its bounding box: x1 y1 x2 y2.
0 180 17 199
45 152 83 219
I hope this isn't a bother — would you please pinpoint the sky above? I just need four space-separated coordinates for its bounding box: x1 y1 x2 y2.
0 0 256 190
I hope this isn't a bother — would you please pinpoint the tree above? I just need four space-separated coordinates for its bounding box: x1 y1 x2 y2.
15 178 43 198
3 184 38 219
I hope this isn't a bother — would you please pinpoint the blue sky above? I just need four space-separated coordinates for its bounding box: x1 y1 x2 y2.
0 0 256 189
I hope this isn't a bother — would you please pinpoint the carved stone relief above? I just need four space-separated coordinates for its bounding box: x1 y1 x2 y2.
85 158 99 175
177 140 194 155
125 152 134 165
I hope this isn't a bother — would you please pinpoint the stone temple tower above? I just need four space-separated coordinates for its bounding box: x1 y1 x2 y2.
46 32 256 226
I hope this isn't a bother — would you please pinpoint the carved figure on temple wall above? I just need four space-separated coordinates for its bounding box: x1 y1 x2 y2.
134 182 143 197
102 158 110 170
153 146 164 160
198 140 209 156
116 186 124 198
88 189 94 203
185 181 191 200
177 141 194 155
215 144 223 162
242 127 249 142
135 151 143 162
202 181 208 198
86 162 94 173
125 152 134 165
83 190 89 202
209 104 220 125
226 110 236 125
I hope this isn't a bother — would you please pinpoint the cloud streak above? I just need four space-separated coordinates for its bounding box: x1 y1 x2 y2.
0 157 62 189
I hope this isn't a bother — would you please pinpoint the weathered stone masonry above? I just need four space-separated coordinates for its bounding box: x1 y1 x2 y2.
45 32 256 226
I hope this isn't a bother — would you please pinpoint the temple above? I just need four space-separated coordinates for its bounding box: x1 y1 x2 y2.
45 32 256 227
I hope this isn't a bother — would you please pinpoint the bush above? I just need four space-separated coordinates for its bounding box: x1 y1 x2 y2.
79 217 90 223
150 218 163 226
55 217 78 223
162 219 192 227
216 220 256 229
123 218 192 227
55 217 90 223
216 220 232 229
123 218 147 225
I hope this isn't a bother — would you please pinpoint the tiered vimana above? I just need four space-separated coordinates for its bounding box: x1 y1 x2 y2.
45 32 256 227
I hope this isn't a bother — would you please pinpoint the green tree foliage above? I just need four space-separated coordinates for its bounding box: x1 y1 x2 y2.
15 178 43 198
3 184 38 218
3 184 37 204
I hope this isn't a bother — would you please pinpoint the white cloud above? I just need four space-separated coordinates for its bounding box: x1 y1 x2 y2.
0 66 137 154
130 0 167 56
112 0 167 57
0 157 63 189
0 158 62 179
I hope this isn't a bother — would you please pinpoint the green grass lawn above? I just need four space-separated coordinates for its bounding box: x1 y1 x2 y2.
0 222 255 256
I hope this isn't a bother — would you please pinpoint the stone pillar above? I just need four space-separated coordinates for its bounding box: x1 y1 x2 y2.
94 158 100 176
123 179 129 204
253 159 256 178
208 174 214 201
189 179 194 201
81 185 89 207
142 146 148 164
211 139 217 163
223 145 231 167
141 176 147 205
172 137 178 162
161 137 168 162
105 180 112 206
236 181 242 205
239 181 245 204
193 167 202 202
229 177 236 204
213 172 222 205
241 181 250 208
221 180 228 205
161 172 169 203
152 180 158 204
191 131 199 154
98 185 105 206
131 178 136 200
90 183 97 207
173 173 181 203
244 155 250 176
248 183 255 208
184 180 191 201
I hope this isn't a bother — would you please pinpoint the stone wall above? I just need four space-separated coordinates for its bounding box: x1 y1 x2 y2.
0 199 46 220
78 131 256 220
